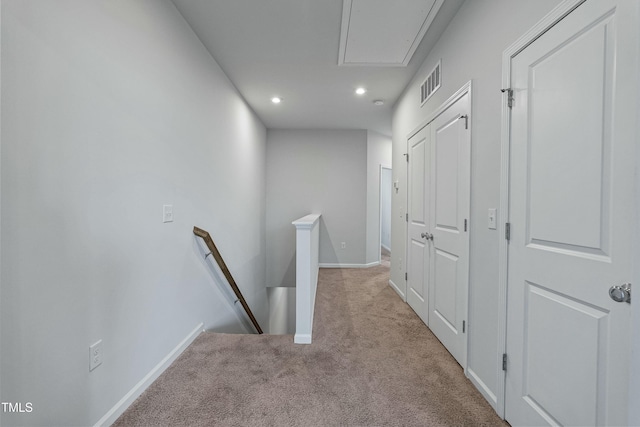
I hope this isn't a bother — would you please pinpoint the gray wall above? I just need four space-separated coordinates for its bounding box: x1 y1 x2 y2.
390 0 562 409
267 287 296 334
631 20 640 424
266 129 367 287
1 1 267 425
365 131 392 264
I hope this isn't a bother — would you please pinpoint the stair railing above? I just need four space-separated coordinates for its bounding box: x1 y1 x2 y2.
193 226 263 334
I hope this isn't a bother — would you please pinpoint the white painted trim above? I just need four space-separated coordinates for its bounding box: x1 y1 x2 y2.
293 214 321 345
319 262 379 269
389 279 405 300
338 0 444 67
462 85 472 373
291 213 321 229
95 323 204 427
497 0 586 418
293 333 311 344
336 0 351 66
379 164 392 265
467 367 498 410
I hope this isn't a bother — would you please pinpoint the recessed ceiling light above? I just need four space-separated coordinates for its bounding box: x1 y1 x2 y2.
271 97 282 104
355 87 367 95
373 100 384 106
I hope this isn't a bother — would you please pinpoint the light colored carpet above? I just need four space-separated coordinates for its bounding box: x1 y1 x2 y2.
114 265 506 426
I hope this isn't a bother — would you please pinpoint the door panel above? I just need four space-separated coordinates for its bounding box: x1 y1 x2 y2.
410 139 427 224
428 92 470 367
523 283 607 426
528 15 612 254
408 239 426 302
435 121 459 230
434 249 457 332
407 127 430 324
505 1 637 425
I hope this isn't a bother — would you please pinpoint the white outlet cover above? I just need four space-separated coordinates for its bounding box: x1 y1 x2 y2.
89 340 103 371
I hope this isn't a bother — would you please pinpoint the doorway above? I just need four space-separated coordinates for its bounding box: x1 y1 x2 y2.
380 165 392 268
406 82 471 368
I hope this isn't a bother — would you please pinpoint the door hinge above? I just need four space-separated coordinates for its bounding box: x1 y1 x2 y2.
502 353 507 371
462 320 466 333
405 272 408 281
406 213 408 222
505 222 511 241
464 219 467 232
501 88 514 109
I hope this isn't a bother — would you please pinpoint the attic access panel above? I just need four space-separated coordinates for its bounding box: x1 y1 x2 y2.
338 0 443 66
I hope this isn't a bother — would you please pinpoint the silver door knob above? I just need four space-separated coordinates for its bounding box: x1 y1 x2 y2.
609 283 631 304
421 232 433 240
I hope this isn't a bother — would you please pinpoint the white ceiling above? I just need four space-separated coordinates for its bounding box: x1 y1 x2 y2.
171 0 464 136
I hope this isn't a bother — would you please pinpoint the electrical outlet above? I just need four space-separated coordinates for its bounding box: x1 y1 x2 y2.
89 340 103 371
163 205 173 223
341 242 346 249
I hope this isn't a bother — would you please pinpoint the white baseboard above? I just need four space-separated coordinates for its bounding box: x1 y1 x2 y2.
319 262 380 269
389 279 405 300
467 367 498 410
381 243 391 252
95 323 204 427
294 333 312 344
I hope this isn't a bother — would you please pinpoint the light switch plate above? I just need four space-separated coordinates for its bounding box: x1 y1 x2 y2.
488 208 497 230
163 205 173 223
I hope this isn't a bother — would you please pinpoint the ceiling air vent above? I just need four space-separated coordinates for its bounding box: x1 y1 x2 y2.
420 60 441 105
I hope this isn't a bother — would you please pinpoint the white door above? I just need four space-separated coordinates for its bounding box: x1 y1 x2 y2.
406 87 471 366
428 93 470 367
407 125 431 325
505 1 637 425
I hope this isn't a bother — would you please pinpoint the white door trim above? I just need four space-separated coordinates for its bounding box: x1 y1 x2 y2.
379 164 392 257
497 0 589 418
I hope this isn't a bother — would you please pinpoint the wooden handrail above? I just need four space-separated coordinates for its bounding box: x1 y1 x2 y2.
193 226 263 334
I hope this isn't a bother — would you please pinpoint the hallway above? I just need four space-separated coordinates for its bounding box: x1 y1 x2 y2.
3 1 638 425
114 265 503 426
